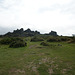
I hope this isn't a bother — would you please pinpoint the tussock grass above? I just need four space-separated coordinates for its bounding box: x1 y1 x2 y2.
0 38 75 75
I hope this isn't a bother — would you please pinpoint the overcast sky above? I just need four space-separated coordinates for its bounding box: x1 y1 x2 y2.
0 0 75 36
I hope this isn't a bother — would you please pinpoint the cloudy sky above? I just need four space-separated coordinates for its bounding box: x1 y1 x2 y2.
0 0 75 36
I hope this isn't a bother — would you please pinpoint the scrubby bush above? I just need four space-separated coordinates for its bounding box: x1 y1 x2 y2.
31 37 44 42
60 37 69 41
68 37 75 43
72 38 75 43
0 37 27 48
40 42 49 46
0 38 12 45
0 37 23 45
47 37 61 42
9 41 27 48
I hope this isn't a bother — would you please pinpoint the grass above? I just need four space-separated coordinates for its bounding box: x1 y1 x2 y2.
0 40 75 75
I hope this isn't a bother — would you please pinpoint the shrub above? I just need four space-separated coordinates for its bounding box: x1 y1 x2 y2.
60 37 69 41
0 38 12 45
68 37 75 43
9 41 27 48
0 37 27 48
47 37 61 42
40 42 49 46
0 37 23 45
10 37 23 42
31 37 44 42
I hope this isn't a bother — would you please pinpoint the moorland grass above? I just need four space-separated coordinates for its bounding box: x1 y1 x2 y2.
0 39 75 75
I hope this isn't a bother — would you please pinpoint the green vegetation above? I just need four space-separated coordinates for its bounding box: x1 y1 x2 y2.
47 37 61 42
0 36 75 75
40 42 49 46
0 38 13 45
31 36 44 42
0 37 27 48
9 41 27 48
69 37 75 43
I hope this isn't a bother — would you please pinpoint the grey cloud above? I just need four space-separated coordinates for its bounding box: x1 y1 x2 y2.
0 0 4 3
39 4 60 13
0 27 10 35
56 25 75 36
0 26 18 35
39 0 75 15
61 1 75 14
0 0 21 11
0 0 11 11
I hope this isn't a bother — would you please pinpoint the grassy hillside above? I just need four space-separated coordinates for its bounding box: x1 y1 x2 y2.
0 37 75 75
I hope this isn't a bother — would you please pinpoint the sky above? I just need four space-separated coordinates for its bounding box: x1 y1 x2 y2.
0 0 75 36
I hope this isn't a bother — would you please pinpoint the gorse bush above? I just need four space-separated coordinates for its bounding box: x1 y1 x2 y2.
68 37 75 43
31 36 44 42
47 37 61 42
9 41 27 48
40 42 49 46
72 37 75 43
0 38 12 45
0 37 23 45
47 36 71 42
0 37 27 48
60 37 70 41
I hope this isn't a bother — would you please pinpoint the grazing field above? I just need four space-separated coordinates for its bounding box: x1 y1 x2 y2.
0 38 75 75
